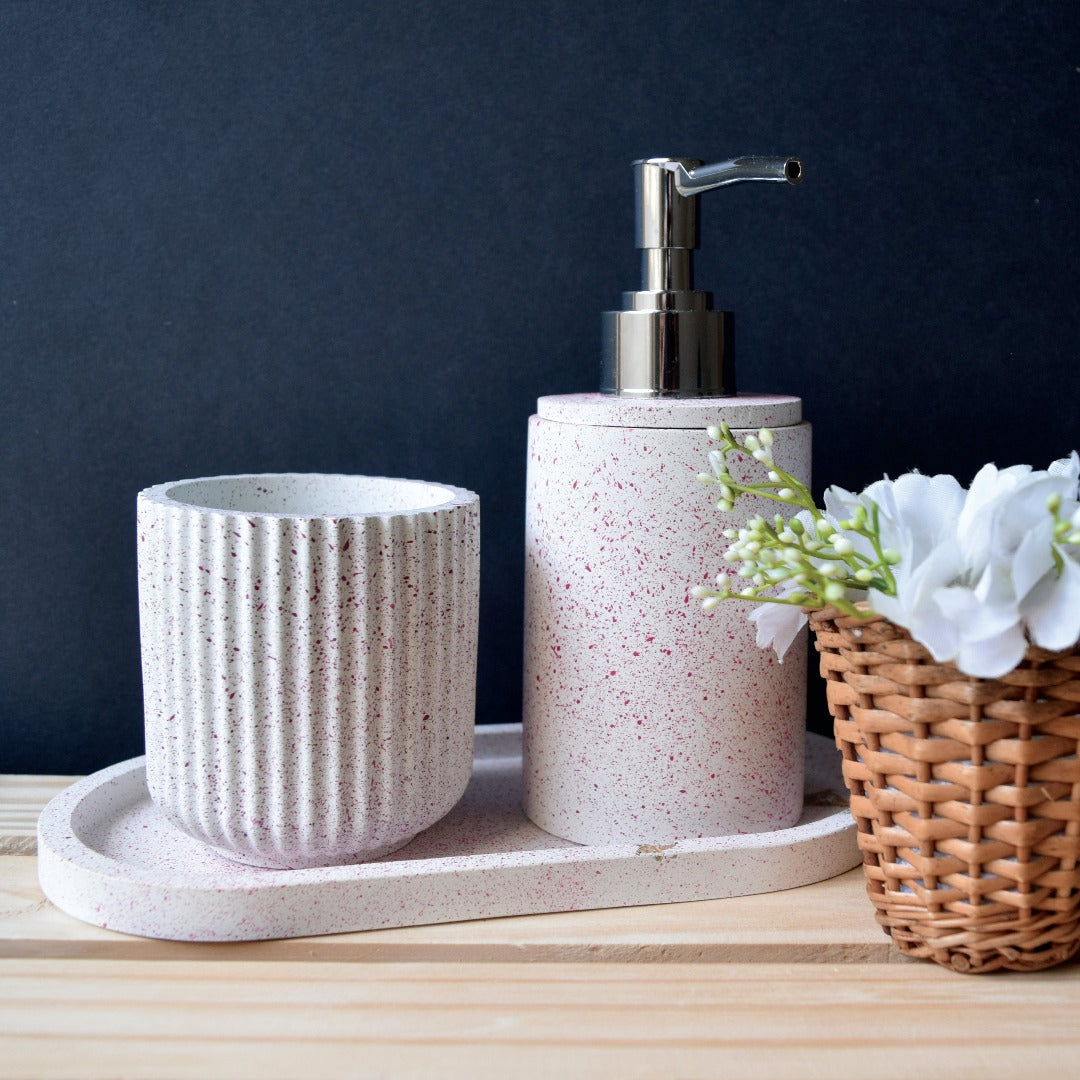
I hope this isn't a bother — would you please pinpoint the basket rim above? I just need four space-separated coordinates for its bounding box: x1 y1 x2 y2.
805 603 1079 667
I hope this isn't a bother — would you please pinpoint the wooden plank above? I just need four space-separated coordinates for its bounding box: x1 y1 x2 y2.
2 959 1078 1080
1 856 888 963
0 775 78 854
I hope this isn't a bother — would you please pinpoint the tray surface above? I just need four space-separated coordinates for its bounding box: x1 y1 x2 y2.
37 725 858 941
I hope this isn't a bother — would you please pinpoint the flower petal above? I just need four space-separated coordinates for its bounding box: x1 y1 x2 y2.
1011 517 1056 600
749 602 807 661
955 622 1028 678
1049 451 1080 484
1024 555 1080 651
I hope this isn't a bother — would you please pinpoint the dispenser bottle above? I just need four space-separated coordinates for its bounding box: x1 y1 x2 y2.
523 156 810 845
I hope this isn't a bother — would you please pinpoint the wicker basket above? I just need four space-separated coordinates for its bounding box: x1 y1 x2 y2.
809 606 1080 973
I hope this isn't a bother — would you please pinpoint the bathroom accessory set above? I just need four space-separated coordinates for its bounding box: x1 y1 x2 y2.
37 155 858 941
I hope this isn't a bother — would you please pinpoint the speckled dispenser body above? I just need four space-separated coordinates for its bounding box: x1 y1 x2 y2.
137 473 480 870
523 394 810 845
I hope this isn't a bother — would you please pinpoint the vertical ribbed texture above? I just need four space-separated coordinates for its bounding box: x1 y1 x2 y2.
138 478 479 869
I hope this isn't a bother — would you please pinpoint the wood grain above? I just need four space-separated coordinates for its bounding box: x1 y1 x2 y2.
0 775 76 854
3 959 1080 1080
5 772 1080 1080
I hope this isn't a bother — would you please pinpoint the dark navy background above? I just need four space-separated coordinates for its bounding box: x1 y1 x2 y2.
3 3 1078 772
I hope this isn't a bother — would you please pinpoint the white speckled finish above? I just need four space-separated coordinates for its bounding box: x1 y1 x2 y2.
36 726 859 942
524 393 811 845
534 392 805 430
137 473 480 869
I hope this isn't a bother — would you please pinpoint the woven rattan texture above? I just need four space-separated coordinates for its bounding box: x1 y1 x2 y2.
809 607 1080 974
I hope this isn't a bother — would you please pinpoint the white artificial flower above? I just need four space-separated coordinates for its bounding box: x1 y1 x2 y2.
827 472 970 659
698 424 1080 680
827 472 965 572
872 449 1075 669
947 454 1080 668
748 586 806 661
956 456 1077 589
1020 452 1080 651
860 455 1080 677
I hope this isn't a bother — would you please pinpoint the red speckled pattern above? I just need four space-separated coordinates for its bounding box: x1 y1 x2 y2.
523 396 811 845
136 473 480 870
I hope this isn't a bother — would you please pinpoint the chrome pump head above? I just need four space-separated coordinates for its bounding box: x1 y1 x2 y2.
601 155 803 397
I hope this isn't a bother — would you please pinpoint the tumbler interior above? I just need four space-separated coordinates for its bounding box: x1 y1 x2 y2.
162 474 458 517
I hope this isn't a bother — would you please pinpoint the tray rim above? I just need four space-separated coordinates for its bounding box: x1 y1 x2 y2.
37 724 859 940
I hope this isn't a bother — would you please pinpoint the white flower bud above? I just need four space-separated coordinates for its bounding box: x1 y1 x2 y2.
702 596 722 613
832 537 855 555
758 428 774 447
707 425 722 441
824 582 845 602
690 585 711 598
855 568 875 583
777 488 795 500
744 435 761 453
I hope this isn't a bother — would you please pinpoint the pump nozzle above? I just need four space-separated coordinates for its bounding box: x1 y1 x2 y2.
674 156 803 196
603 155 802 397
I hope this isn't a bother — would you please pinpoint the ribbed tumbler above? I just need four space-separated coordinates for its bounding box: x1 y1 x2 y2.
137 473 480 869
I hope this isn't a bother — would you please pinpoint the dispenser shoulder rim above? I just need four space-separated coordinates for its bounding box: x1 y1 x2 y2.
534 393 803 430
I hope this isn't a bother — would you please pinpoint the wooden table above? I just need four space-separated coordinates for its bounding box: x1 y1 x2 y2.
3 774 1079 1078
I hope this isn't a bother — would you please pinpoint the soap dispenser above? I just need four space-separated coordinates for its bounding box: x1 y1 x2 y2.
522 156 811 845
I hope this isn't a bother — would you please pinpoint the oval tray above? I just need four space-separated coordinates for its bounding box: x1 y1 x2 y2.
37 725 858 942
